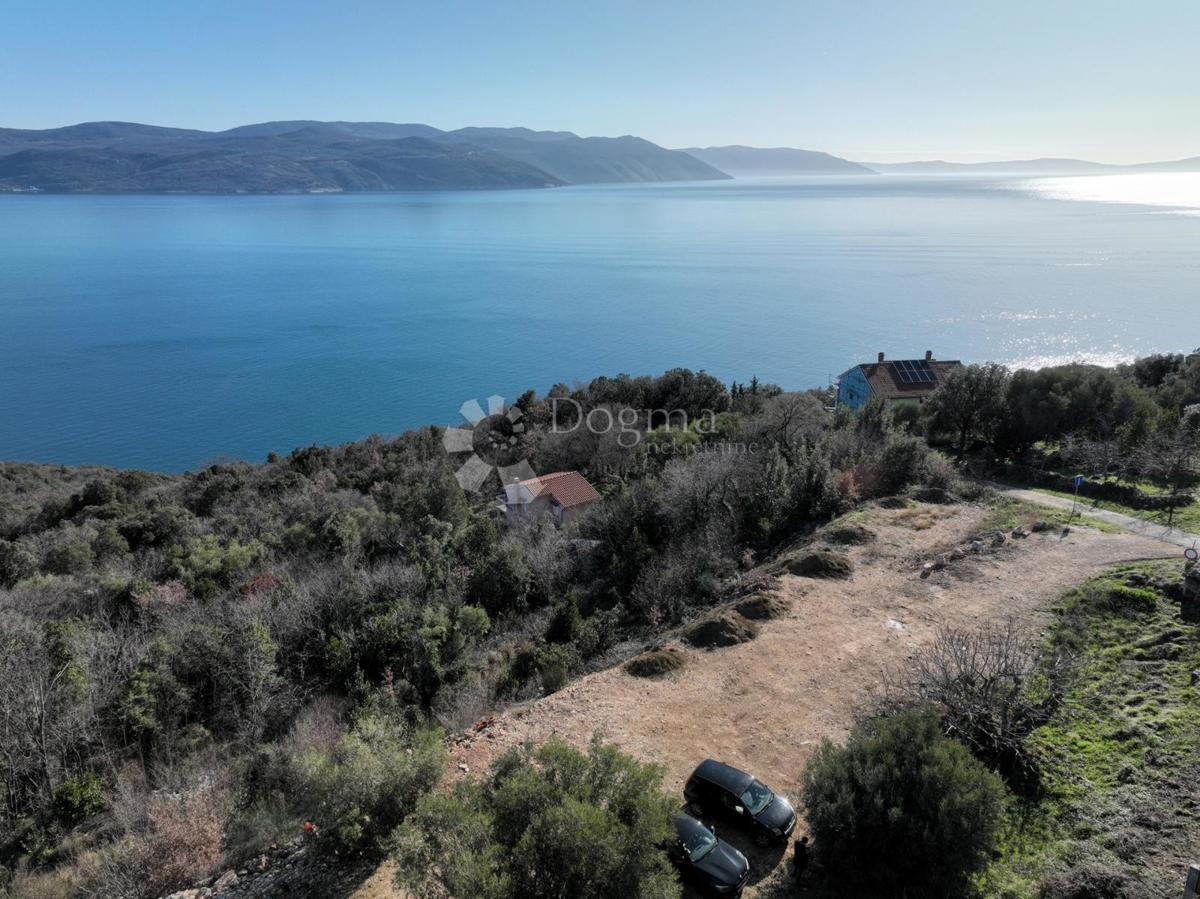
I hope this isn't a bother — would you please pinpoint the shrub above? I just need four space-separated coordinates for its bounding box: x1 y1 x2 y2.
495 640 582 698
910 484 957 504
535 643 578 693
223 793 296 866
319 508 364 559
349 600 491 708
573 607 620 659
0 539 38 587
1099 583 1159 616
468 543 534 617
51 772 106 828
91 524 130 561
820 523 876 546
167 534 262 596
787 550 853 579
625 647 686 678
134 785 227 898
544 595 582 644
923 452 962 492
878 433 931 493
295 712 445 857
734 593 791 620
73 781 232 899
393 736 680 899
682 610 759 649
44 537 95 576
802 709 1007 895
116 502 196 551
879 621 1071 785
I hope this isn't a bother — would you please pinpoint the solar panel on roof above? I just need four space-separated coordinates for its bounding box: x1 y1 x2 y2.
893 359 936 384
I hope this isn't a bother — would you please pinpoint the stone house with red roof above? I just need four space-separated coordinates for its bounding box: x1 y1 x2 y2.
497 470 601 526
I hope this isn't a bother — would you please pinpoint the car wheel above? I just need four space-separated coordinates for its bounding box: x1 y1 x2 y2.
754 831 771 848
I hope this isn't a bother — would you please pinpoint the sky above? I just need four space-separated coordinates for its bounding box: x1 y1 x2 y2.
2 0 1198 163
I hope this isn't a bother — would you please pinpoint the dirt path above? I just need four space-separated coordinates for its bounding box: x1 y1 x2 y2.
998 485 1200 549
355 502 1175 899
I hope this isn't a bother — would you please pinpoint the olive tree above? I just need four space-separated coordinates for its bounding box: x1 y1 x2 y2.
1134 404 1200 526
926 362 1012 457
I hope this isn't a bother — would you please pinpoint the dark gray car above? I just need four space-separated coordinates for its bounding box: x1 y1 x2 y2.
668 813 751 897
683 759 797 847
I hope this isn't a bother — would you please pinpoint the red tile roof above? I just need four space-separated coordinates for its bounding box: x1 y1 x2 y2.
517 471 601 508
859 359 963 400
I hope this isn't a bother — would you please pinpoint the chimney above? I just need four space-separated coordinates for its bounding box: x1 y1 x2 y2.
877 352 885 363
925 350 933 361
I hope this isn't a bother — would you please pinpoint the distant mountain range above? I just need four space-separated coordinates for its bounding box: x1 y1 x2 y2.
683 145 874 175
1 120 1198 193
0 121 726 193
686 148 1200 176
864 156 1200 174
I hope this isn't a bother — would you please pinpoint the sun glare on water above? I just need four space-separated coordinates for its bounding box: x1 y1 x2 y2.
1017 172 1200 214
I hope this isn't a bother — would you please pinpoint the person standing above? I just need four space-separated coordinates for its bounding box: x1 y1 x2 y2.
793 835 810 882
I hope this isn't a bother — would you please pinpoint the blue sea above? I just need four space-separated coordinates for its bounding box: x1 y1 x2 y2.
2 174 1198 472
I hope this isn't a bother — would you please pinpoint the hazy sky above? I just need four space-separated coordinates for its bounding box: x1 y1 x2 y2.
3 0 1197 163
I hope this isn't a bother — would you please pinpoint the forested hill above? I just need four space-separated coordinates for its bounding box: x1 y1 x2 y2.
0 120 728 193
440 127 728 184
683 144 874 175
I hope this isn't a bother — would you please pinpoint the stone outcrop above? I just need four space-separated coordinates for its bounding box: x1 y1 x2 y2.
163 841 375 899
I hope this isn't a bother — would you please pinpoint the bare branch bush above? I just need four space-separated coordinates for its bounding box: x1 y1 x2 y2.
876 619 1074 785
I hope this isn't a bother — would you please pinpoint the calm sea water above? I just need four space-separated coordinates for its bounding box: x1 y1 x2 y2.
1 175 1198 472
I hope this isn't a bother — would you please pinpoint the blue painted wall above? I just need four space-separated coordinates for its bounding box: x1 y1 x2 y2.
837 366 871 410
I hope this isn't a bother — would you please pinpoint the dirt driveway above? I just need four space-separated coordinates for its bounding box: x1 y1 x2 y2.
356 502 1175 899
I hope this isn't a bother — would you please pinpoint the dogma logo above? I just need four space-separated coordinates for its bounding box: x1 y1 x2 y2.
442 395 537 493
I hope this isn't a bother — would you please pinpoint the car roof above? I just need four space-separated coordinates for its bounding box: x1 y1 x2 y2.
672 813 711 840
691 758 754 793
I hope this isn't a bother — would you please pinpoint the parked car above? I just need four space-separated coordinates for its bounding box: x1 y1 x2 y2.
667 813 751 897
684 759 797 847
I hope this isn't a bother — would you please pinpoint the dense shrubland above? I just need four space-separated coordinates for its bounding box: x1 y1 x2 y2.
1 352 1197 896
393 737 680 899
0 368 942 895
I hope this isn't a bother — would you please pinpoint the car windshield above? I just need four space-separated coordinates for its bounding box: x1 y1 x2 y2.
740 780 773 815
681 825 718 862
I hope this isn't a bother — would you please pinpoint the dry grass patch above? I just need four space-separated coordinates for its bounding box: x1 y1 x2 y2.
625 647 687 678
682 610 760 649
786 550 854 579
734 593 792 620
821 523 877 546
910 486 957 504
891 505 955 531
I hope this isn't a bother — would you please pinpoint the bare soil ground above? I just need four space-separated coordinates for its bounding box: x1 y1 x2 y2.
355 502 1175 899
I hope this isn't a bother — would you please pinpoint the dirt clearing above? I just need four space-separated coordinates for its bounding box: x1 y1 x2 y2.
355 502 1174 899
